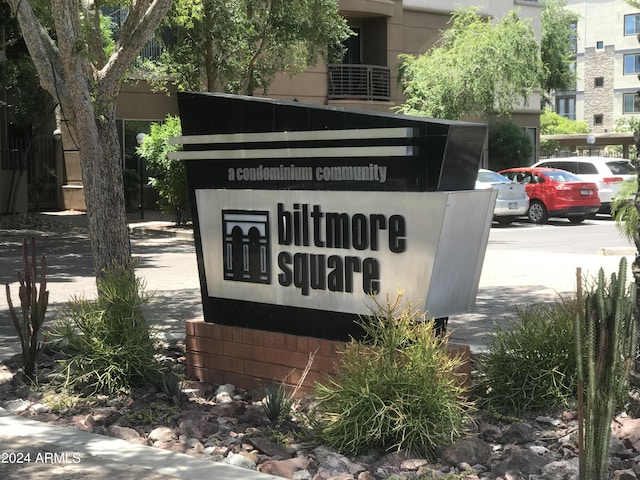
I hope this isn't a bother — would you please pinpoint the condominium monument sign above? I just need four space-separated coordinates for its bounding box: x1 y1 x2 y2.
170 92 496 341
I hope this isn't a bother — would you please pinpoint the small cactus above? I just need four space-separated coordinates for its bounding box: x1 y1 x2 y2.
5 238 49 379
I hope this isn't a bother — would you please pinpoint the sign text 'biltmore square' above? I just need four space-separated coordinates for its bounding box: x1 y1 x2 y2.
276 203 406 296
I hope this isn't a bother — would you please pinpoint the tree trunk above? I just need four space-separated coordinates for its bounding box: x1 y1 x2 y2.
76 108 131 277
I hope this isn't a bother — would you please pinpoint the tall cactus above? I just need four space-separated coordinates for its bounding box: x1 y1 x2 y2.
5 238 49 380
576 257 637 480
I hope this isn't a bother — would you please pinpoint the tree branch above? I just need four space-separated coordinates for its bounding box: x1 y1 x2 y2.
5 0 65 96
99 0 173 91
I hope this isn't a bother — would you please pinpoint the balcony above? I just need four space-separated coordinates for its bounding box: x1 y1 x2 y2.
328 64 391 101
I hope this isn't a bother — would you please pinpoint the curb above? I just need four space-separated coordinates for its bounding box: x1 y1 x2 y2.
128 223 194 240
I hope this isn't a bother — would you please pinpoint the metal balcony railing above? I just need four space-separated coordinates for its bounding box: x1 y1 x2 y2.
327 64 391 101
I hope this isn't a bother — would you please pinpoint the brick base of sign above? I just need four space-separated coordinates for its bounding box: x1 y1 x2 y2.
185 319 472 394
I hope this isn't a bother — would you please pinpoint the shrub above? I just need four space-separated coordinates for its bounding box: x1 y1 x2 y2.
137 115 189 225
262 383 294 423
476 299 579 415
312 295 472 457
488 120 533 171
611 178 638 245
54 265 163 395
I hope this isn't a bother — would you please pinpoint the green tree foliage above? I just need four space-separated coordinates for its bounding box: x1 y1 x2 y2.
163 0 351 95
397 7 541 120
540 0 578 98
0 1 54 128
488 121 533 170
137 116 189 225
540 109 589 156
608 117 640 159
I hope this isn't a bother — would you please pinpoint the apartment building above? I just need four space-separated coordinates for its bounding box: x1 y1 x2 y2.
1 1 544 212
558 0 640 133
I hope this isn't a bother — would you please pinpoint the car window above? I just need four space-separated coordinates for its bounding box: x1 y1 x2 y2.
577 162 598 175
544 170 583 182
606 161 636 175
537 161 574 172
477 171 512 183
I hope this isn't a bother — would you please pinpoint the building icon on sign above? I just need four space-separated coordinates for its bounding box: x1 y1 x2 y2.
222 210 271 284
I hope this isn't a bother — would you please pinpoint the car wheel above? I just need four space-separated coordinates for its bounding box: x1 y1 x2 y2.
496 216 515 225
568 215 587 224
527 201 548 224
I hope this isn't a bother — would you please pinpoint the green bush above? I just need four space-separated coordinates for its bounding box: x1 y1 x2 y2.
137 115 189 225
476 299 579 415
54 265 163 395
611 178 638 245
488 120 533 171
312 295 472 457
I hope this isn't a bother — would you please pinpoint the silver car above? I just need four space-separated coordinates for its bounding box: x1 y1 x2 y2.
475 169 529 225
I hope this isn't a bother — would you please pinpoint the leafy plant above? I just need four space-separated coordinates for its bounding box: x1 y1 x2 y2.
611 179 639 245
488 120 534 171
476 299 579 415
263 383 294 423
54 265 163 395
312 294 472 457
137 115 190 225
576 259 637 480
5 238 49 380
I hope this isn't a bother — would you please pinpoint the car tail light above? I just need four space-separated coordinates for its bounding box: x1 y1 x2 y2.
603 177 623 184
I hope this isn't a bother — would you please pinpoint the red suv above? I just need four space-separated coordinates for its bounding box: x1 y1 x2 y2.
498 167 600 224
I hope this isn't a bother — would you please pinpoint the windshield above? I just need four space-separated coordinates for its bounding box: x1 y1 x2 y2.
544 170 583 182
606 161 636 175
477 170 512 183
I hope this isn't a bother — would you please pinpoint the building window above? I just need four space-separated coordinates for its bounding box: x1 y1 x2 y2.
569 21 577 54
623 93 640 113
625 14 640 35
556 96 576 120
594 114 604 125
594 77 604 87
596 41 604 49
624 54 640 74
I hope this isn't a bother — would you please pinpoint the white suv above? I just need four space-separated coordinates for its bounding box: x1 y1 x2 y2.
533 156 636 212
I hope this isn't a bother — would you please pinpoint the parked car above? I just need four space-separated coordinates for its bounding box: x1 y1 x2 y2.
475 169 529 225
533 157 635 213
498 167 600 224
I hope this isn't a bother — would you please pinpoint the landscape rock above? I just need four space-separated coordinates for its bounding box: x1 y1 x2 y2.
250 436 297 458
259 457 310 478
148 426 177 443
492 446 549 478
225 452 257 470
107 425 147 444
441 436 492 467
498 422 537 444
